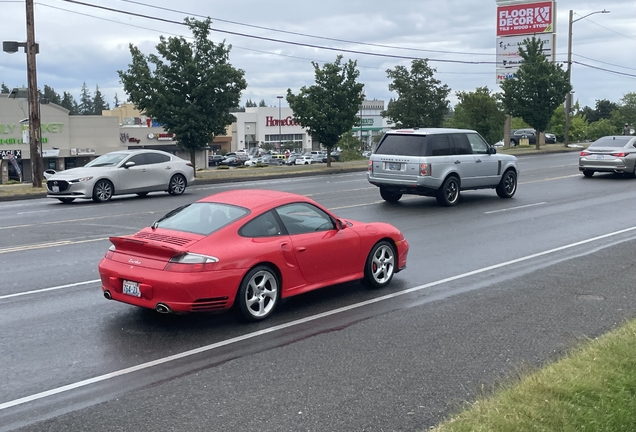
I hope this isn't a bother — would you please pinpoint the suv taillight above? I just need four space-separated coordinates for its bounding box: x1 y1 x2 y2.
368 159 373 172
420 163 431 176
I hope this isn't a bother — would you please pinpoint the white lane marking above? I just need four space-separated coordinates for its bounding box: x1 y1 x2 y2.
2 224 636 411
0 238 108 254
0 211 158 231
0 280 101 300
484 202 547 214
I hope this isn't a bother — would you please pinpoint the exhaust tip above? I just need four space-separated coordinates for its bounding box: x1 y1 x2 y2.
104 291 112 300
155 303 171 314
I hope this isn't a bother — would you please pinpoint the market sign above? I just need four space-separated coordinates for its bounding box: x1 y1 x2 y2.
497 1 554 36
496 33 554 68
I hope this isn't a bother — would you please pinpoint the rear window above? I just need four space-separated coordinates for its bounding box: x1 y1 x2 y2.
153 202 249 235
590 136 633 148
375 134 428 156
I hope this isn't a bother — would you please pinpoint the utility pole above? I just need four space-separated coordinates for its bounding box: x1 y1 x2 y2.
564 10 573 148
26 0 42 187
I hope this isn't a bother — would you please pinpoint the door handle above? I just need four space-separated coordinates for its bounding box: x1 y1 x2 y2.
296 247 306 252
165 166 172 170
476 159 482 163
454 160 461 164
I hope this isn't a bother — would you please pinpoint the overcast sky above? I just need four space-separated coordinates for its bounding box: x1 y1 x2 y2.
1 0 635 112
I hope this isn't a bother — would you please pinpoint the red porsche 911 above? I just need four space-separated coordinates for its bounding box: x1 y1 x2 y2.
98 189 408 321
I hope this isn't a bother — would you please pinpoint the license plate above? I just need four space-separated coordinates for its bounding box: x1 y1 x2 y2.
388 162 402 171
122 280 141 297
595 155 605 160
52 186 59 192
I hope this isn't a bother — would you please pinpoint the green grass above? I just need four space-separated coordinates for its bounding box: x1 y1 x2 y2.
432 318 636 432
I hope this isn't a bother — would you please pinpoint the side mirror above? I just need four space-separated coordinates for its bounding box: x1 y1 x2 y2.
336 219 347 230
123 161 136 168
488 147 497 154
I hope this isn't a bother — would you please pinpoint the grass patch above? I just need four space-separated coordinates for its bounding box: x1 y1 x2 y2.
432 318 636 432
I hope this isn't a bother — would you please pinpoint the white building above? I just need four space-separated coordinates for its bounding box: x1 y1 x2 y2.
353 100 389 150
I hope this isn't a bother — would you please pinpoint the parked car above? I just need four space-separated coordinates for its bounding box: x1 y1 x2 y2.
295 155 315 165
367 128 519 206
509 129 557 146
243 157 263 167
45 149 194 204
219 156 243 166
98 189 409 321
579 135 636 177
43 169 57 179
208 155 224 166
285 154 300 165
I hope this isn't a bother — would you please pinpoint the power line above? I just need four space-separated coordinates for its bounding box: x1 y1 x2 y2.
573 54 636 72
573 61 636 79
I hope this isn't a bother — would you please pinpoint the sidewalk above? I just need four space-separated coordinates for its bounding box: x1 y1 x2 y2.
0 145 584 202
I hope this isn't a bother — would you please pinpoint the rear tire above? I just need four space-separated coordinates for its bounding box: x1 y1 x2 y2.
168 174 186 195
92 179 113 203
583 170 594 178
496 170 517 198
380 188 402 203
363 241 396 289
236 265 279 322
436 176 460 206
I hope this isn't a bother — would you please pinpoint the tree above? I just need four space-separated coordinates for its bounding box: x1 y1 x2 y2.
41 85 62 105
450 86 504 145
60 91 79 114
78 82 94 115
381 59 450 128
286 55 364 167
581 99 618 123
92 85 110 114
501 37 571 149
1 82 10 93
113 93 121 107
258 99 267 107
245 99 257 107
549 105 587 143
119 17 247 171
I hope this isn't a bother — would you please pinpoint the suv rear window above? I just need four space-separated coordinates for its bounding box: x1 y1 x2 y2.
375 133 473 157
590 136 632 148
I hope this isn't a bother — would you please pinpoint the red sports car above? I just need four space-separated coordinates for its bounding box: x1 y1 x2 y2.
98 189 408 321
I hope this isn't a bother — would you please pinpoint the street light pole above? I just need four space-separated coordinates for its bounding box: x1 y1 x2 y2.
277 96 283 151
564 9 610 147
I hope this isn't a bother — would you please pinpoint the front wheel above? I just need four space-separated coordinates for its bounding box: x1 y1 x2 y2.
436 176 460 206
363 241 396 289
237 266 279 322
92 179 113 203
168 174 186 195
496 170 517 198
582 170 594 178
380 188 402 203
510 139 518 147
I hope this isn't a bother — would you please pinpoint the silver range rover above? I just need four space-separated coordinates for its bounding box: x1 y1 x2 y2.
366 128 519 206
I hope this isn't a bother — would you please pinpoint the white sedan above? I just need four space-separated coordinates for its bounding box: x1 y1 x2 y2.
46 149 195 203
295 155 315 165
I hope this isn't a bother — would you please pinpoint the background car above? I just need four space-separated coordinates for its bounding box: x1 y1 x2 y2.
219 156 243 166
208 155 224 166
285 154 300 165
43 169 57 179
579 135 636 177
295 155 314 165
99 189 409 322
510 129 557 146
46 149 194 203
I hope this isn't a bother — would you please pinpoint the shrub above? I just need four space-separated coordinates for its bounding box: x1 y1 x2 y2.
338 150 365 162
216 165 230 170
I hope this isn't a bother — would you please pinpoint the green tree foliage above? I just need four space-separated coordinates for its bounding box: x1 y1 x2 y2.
60 91 79 114
79 82 93 115
0 82 9 93
549 105 587 142
336 131 361 151
381 59 450 128
501 37 571 149
581 99 618 123
245 99 257 107
587 118 619 141
258 99 267 107
609 92 636 131
92 85 110 114
41 85 61 105
118 17 247 170
450 86 504 144
113 93 121 108
286 55 364 167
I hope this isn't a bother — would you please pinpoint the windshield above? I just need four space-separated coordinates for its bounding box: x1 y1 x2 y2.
85 153 129 167
153 202 249 235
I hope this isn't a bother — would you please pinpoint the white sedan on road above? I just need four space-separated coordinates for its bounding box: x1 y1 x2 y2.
46 149 195 203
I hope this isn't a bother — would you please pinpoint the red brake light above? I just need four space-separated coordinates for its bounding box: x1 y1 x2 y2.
610 152 627 157
420 163 431 176
368 159 373 172
580 150 590 156
164 253 218 272
104 245 115 260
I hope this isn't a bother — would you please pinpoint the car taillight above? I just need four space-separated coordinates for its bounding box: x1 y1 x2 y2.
104 245 115 260
368 159 373 172
420 163 431 176
580 151 591 156
164 253 219 272
610 152 627 157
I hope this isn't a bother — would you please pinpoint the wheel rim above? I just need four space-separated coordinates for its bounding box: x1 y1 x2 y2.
504 173 516 194
244 270 278 318
170 176 185 194
371 244 395 284
445 179 459 203
95 181 112 201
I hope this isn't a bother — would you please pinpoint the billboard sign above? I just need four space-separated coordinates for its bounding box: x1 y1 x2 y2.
496 33 554 68
497 1 554 36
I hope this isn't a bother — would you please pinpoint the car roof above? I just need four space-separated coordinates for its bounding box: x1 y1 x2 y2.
105 149 172 156
199 189 312 212
385 128 478 135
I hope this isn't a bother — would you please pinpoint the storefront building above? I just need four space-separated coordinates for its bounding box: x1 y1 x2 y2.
353 100 387 151
230 107 315 153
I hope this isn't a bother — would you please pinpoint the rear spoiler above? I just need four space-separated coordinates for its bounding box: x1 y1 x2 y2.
109 236 187 259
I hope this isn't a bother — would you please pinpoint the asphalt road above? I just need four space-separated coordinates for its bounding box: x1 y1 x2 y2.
2 152 636 431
